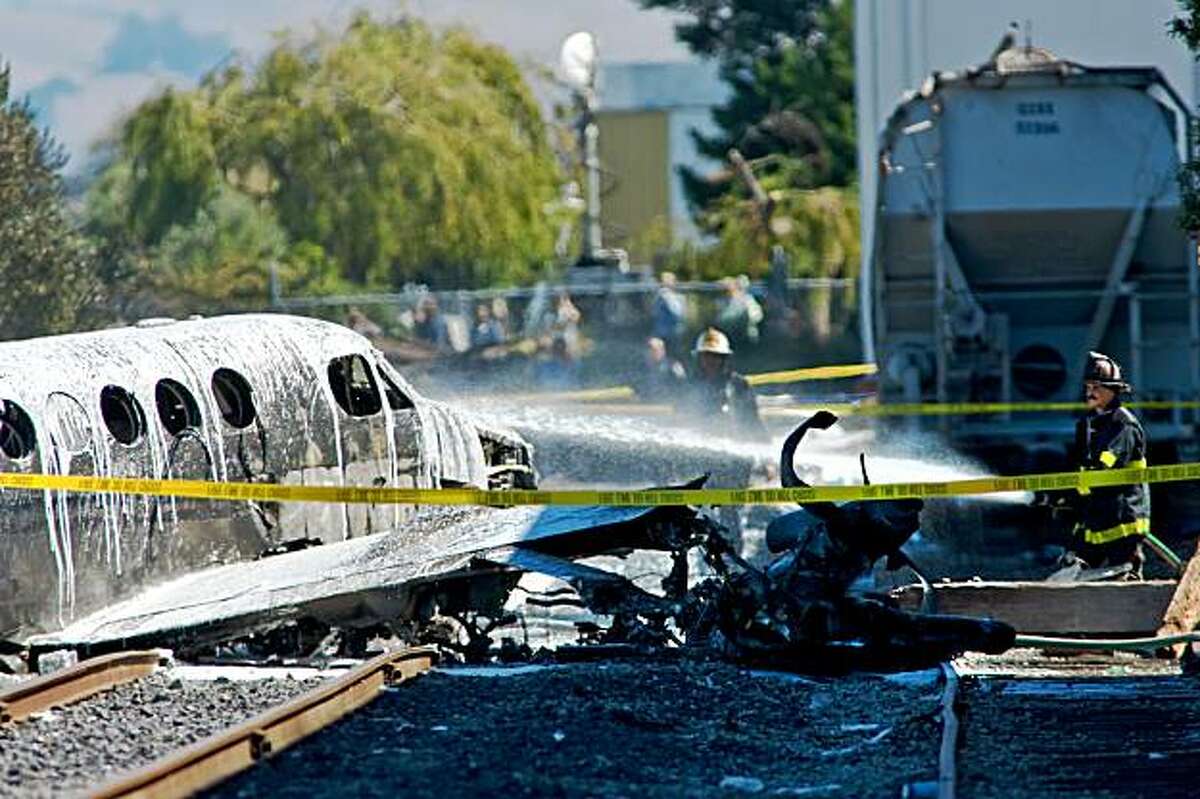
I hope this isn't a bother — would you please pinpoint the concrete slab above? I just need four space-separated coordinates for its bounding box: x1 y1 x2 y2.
892 580 1176 635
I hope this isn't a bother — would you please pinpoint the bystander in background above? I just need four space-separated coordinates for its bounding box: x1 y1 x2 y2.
717 275 763 346
471 302 505 349
635 336 686 401
651 271 687 356
413 295 452 352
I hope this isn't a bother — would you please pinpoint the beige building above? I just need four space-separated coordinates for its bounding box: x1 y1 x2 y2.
595 62 729 260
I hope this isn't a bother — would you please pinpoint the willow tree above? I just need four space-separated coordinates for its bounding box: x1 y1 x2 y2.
89 13 565 312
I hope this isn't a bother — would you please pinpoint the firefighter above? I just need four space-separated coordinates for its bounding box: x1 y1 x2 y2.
678 327 767 440
1068 351 1151 577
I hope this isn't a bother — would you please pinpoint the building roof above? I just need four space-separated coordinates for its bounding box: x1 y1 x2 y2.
598 61 729 112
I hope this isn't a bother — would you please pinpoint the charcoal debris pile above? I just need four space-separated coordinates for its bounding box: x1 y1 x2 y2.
213 659 946 799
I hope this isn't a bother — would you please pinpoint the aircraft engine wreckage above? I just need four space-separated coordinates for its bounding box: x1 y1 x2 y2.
707 410 1015 671
0 314 535 638
25 410 1014 675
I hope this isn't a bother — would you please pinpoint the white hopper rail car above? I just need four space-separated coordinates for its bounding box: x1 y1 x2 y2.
868 43 1197 471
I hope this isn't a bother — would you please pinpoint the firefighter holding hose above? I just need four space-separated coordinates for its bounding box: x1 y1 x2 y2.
678 327 767 441
1063 351 1151 578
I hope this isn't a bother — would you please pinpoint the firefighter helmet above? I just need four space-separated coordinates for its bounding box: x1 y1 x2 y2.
693 327 733 356
1083 351 1129 392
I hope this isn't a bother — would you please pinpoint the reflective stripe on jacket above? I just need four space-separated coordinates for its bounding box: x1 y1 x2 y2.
1083 517 1150 545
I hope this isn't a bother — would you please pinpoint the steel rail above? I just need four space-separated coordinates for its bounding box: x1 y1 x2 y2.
937 662 960 799
0 651 163 724
91 646 438 799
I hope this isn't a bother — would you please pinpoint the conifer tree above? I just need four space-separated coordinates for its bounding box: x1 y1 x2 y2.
0 65 101 338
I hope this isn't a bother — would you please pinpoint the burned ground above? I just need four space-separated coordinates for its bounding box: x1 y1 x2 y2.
212 658 945 799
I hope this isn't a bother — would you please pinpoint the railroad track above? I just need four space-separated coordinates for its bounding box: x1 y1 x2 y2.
92 647 436 798
1 647 435 798
9 645 1195 798
198 657 949 798
936 657 1200 799
0 651 164 725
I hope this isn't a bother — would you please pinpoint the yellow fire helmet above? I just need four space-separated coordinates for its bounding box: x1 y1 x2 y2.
693 327 733 356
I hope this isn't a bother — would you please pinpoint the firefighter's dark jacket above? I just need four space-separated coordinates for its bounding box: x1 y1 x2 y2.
1072 403 1150 544
678 371 768 440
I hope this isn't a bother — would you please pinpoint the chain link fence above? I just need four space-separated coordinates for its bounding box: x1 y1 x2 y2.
267 272 864 391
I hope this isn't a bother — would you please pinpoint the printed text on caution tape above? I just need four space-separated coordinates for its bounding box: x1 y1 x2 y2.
0 462 1195 506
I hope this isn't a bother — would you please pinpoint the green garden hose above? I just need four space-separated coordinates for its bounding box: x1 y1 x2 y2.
1013 631 1200 652
1145 532 1185 572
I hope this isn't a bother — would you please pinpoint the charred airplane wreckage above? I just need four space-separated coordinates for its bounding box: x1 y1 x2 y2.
20 385 1013 673
0 314 535 639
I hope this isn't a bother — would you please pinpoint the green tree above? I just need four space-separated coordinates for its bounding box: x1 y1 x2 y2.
0 65 102 339
636 0 858 293
122 89 220 245
89 13 566 310
1169 1 1200 232
638 177 859 285
640 0 856 209
148 185 347 315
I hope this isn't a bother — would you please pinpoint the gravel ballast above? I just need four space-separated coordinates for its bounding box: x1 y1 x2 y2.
213 658 946 798
0 671 323 798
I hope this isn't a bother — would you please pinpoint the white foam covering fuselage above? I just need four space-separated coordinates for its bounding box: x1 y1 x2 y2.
0 314 529 636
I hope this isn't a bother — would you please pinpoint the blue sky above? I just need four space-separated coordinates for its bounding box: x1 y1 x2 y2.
0 1 690 172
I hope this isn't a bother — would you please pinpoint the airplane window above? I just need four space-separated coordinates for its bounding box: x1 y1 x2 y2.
155 379 202 436
211 368 256 429
377 365 415 411
100 386 146 446
45 393 91 454
0 399 36 460
327 354 383 417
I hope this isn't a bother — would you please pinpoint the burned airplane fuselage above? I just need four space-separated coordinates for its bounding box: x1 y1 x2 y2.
0 314 534 637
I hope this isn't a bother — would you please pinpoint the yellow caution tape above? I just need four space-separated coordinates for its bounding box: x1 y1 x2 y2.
569 402 675 415
572 400 1200 419
745 363 877 386
760 400 1200 418
508 362 878 403
0 461 1189 507
546 386 635 402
